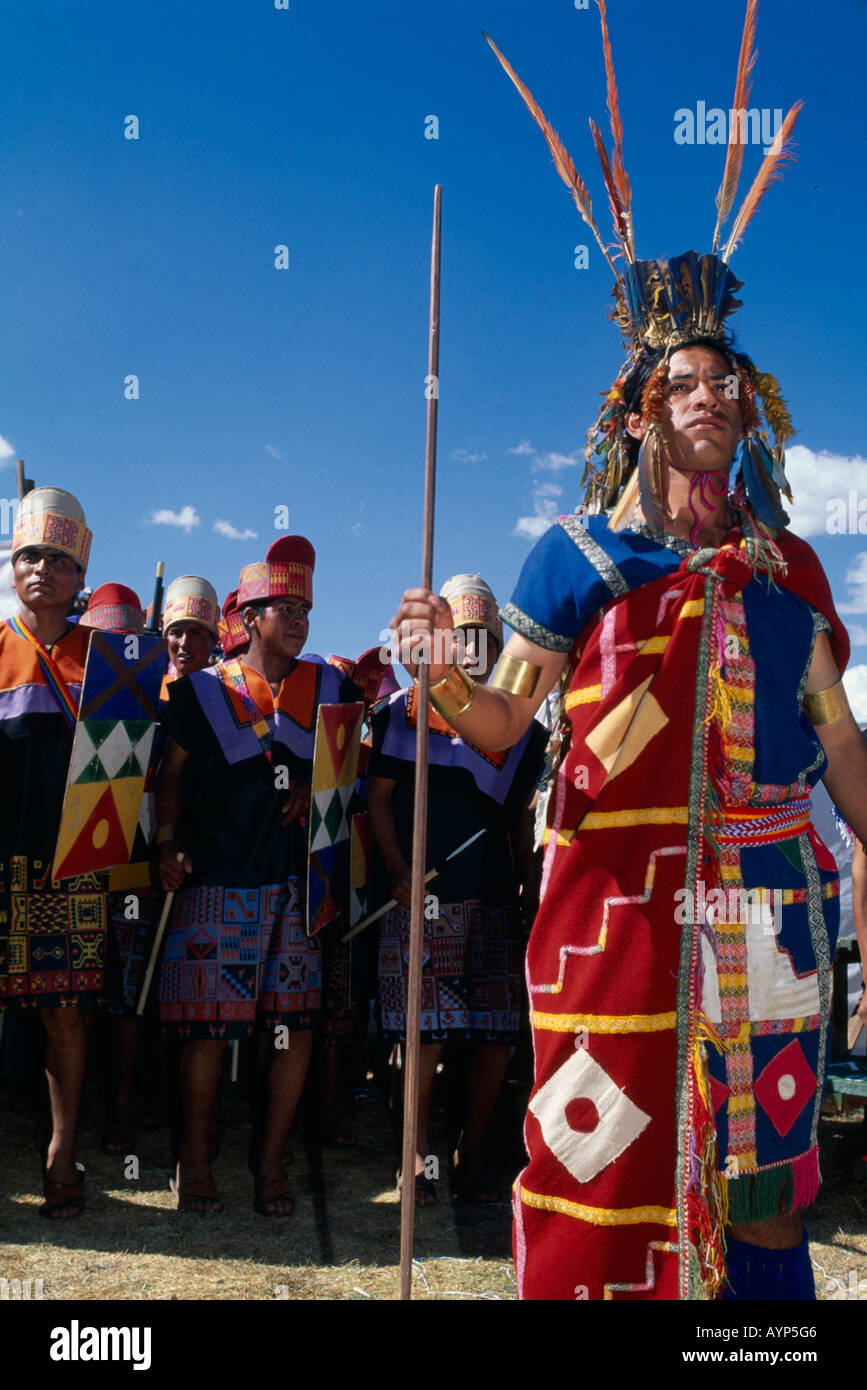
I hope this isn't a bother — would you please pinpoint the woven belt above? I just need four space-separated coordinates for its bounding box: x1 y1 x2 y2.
715 796 812 846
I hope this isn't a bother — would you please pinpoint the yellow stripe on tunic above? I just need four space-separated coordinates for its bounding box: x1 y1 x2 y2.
531 1010 677 1033
519 1186 677 1227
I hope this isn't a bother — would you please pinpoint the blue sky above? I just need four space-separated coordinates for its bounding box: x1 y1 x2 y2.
1 0 865 698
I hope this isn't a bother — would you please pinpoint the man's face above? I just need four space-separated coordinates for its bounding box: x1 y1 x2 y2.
12 548 82 614
630 346 743 474
458 624 499 685
247 598 310 662
166 621 213 676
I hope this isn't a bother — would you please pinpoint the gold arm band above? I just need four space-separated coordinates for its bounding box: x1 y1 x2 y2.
489 654 542 699
156 824 178 846
803 679 851 726
428 663 476 720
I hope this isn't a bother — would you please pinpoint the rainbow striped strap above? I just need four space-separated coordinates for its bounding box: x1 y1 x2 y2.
7 616 78 730
717 796 812 845
222 659 274 764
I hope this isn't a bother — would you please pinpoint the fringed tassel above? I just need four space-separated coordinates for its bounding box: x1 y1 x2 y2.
636 424 667 533
739 432 790 531
791 1147 821 1210
726 1149 820 1225
607 464 639 532
687 1022 729 1298
726 1163 786 1224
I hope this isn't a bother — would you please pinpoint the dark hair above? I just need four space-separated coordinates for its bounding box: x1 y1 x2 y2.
616 335 755 472
621 335 754 414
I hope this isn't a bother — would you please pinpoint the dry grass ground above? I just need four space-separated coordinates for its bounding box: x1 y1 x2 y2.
0 1068 517 1302
1 1075 865 1301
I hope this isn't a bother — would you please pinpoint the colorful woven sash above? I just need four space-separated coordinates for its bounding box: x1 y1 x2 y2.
221 659 273 764
716 796 812 846
7 615 79 729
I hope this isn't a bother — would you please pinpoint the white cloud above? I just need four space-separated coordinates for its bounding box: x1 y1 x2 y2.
0 434 15 463
532 450 581 473
844 665 867 724
784 445 867 539
846 623 867 647
513 481 563 540
452 447 487 464
0 557 14 619
511 442 579 536
265 444 283 459
837 553 867 616
214 519 258 541
351 521 362 535
150 506 200 533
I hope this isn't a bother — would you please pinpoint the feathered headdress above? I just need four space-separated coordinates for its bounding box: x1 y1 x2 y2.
484 0 799 534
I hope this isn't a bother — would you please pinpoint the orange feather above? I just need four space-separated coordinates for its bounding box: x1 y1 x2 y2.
712 0 759 252
596 0 633 256
722 101 804 261
589 118 629 256
482 30 618 275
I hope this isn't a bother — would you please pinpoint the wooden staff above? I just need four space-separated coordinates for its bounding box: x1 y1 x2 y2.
147 561 166 635
399 184 442 1302
341 828 485 945
136 853 184 1015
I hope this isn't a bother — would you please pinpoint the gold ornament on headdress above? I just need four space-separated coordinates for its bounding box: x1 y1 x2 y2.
484 0 802 535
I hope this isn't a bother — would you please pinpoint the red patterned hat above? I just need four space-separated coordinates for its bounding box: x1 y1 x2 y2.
163 574 220 639
237 535 315 608
218 588 249 655
80 582 144 634
328 647 401 704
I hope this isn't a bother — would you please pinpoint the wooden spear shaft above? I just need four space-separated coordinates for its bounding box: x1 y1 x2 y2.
399 184 442 1301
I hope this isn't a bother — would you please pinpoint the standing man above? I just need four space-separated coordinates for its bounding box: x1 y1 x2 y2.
390 4 865 1299
162 574 220 679
156 536 353 1213
369 576 544 1205
0 486 104 1218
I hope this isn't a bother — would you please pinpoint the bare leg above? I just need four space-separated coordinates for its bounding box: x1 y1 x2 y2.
40 1006 88 1217
175 1038 226 1211
255 1029 314 1214
455 1043 509 1185
322 1039 356 1146
408 1041 445 1203
103 1016 138 1151
727 1212 804 1249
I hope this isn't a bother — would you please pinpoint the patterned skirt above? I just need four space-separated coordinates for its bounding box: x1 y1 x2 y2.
378 899 523 1044
101 890 155 1017
158 879 321 1040
0 854 107 1009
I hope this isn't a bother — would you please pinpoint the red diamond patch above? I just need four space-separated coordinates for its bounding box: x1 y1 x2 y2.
754 1039 816 1138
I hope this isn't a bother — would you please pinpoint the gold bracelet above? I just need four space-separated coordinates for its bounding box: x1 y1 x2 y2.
803 679 851 726
428 663 476 720
156 824 178 846
489 654 542 698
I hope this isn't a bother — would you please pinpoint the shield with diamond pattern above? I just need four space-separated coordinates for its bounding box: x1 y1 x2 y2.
52 631 168 880
307 702 364 935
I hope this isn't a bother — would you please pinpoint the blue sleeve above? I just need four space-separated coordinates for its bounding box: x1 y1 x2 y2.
501 519 619 651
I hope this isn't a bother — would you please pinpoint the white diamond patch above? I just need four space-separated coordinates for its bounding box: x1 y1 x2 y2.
529 1048 651 1185
95 721 134 779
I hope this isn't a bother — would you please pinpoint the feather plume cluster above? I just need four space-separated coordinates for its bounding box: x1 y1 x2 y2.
483 1 803 529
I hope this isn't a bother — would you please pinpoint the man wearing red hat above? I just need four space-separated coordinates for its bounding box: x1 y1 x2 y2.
0 486 104 1219
217 588 249 661
156 536 355 1213
80 583 156 1154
